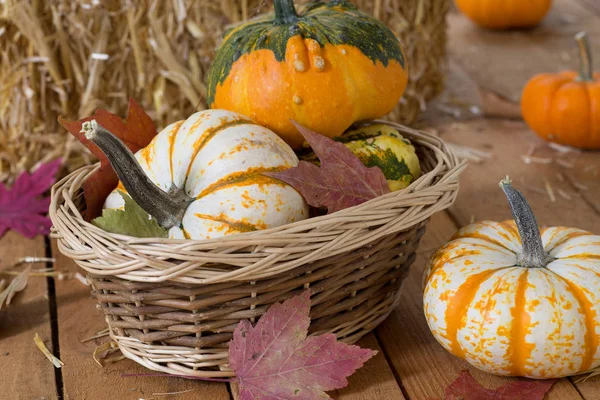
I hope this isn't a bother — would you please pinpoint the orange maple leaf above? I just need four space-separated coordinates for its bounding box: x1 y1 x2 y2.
58 98 157 220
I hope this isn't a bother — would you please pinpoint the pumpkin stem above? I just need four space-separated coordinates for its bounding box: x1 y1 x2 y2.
576 32 594 82
81 120 192 230
274 0 299 25
499 177 553 268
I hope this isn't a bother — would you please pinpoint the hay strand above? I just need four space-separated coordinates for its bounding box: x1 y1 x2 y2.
34 333 64 368
0 266 31 310
0 0 448 183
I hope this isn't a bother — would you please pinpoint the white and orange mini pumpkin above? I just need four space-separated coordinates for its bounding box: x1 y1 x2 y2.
423 178 600 379
83 110 308 240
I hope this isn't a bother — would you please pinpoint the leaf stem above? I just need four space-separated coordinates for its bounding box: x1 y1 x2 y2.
81 120 192 229
499 177 553 268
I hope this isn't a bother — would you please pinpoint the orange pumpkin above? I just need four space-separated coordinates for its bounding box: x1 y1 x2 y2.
455 0 552 30
522 32 600 150
206 0 408 149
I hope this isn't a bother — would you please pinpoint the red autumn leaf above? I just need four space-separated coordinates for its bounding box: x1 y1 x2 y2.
229 290 376 400
445 371 556 400
58 98 157 221
265 121 390 214
0 159 61 239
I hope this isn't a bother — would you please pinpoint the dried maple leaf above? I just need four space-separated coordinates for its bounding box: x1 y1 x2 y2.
229 290 376 400
265 122 390 214
58 98 157 221
0 159 61 239
445 371 556 400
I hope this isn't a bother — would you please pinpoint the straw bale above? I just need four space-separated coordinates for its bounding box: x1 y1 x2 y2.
0 0 447 182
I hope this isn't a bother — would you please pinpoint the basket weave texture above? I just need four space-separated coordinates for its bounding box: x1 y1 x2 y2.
50 121 465 377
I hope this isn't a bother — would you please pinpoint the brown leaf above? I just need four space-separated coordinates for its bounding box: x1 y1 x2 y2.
265 121 390 214
445 371 556 400
58 98 157 220
122 98 157 149
81 170 119 223
58 109 127 162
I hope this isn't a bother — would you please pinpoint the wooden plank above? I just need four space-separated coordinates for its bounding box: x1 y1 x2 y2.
441 119 600 233
231 333 405 399
578 0 600 15
51 240 231 400
376 212 584 399
448 0 600 103
480 89 522 120
334 334 406 399
0 232 58 400
421 59 522 124
546 148 599 218
575 376 600 400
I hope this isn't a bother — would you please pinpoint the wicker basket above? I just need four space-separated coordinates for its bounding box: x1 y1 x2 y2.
49 121 465 377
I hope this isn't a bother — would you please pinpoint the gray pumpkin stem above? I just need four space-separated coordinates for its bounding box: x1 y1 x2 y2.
499 177 553 268
81 120 192 229
576 32 594 82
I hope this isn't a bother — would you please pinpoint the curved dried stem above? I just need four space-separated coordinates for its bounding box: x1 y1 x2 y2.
500 177 553 268
81 120 192 229
576 31 594 82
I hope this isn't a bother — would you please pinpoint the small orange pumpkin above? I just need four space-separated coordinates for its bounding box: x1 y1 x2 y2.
522 32 600 150
455 0 552 30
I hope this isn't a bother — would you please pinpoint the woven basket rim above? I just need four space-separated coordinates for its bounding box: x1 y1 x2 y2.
49 120 466 284
50 120 464 243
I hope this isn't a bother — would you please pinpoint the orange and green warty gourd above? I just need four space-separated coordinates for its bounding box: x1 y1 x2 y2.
207 0 408 148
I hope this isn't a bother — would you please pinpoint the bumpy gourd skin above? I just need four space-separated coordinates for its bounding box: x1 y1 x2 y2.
455 0 552 29
341 124 421 191
206 0 408 148
105 110 309 240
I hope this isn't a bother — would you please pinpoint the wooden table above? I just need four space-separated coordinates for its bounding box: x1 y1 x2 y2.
2 1 600 399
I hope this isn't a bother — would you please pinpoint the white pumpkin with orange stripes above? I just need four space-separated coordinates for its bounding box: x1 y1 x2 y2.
423 178 600 379
82 110 308 240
